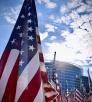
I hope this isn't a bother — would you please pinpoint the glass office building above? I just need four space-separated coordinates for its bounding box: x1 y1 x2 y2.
81 76 89 94
45 61 83 94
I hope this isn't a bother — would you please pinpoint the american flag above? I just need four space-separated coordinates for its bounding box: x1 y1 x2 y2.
75 89 83 102
52 68 62 102
64 80 70 102
0 0 44 102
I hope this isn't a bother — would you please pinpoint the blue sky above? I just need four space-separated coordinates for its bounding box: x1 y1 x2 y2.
0 0 92 77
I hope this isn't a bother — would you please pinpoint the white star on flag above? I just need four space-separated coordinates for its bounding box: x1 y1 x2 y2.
11 39 16 44
21 14 25 18
28 36 34 40
27 19 32 24
20 50 24 55
16 26 21 30
19 33 23 37
28 27 33 32
29 45 35 51
28 12 31 16
19 60 24 66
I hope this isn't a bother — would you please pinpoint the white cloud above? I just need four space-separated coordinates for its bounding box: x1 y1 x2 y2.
57 10 79 25
60 5 68 14
61 15 72 25
63 28 92 58
68 8 92 30
50 36 56 40
37 0 42 4
48 15 55 20
43 0 92 68
54 16 70 25
4 5 21 24
46 2 57 9
67 0 81 9
37 0 57 9
89 67 92 72
70 14 92 31
45 24 57 32
86 0 92 5
61 30 72 37
54 0 92 26
45 42 78 63
70 10 80 21
44 25 92 66
4 16 16 24
39 32 48 41
69 0 92 13
76 3 92 13
77 4 87 13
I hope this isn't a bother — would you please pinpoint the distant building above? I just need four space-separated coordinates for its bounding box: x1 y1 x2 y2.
45 61 83 94
81 76 89 94
45 62 54 81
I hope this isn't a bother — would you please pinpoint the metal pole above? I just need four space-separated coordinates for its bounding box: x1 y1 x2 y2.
53 52 56 78
53 52 56 65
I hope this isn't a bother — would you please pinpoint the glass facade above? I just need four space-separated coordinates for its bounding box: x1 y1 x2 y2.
45 61 83 94
81 76 89 94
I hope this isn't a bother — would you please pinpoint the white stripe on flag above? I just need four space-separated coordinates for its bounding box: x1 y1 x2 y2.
34 82 44 102
45 91 57 98
40 62 46 72
14 51 40 102
38 44 42 53
0 49 19 102
51 80 56 89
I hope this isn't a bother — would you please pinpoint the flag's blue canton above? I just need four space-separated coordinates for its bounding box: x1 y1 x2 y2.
6 0 38 75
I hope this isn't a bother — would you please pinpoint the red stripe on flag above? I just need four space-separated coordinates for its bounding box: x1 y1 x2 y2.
0 50 10 78
44 86 57 92
18 68 41 102
41 71 48 83
1 56 19 102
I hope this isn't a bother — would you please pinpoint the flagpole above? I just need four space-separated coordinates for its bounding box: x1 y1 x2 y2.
53 51 56 65
53 52 62 102
53 51 56 101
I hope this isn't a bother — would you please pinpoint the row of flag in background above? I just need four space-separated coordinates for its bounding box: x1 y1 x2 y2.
0 0 92 102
